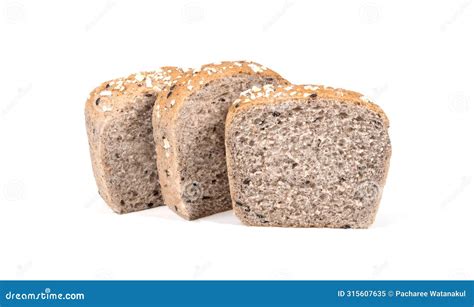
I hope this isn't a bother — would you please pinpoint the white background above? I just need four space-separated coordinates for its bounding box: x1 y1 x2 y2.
0 0 472 280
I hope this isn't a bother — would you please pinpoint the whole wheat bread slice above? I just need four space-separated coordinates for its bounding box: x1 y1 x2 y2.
85 67 187 213
152 61 289 220
225 84 391 228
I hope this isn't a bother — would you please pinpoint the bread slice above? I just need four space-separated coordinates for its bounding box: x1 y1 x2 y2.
85 67 187 213
152 61 289 220
225 84 391 228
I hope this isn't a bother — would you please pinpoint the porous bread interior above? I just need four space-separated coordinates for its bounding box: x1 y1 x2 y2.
173 75 279 219
98 94 162 213
226 97 391 228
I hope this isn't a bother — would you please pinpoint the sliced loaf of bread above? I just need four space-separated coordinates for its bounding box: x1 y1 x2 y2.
225 84 391 228
85 68 187 213
152 61 289 220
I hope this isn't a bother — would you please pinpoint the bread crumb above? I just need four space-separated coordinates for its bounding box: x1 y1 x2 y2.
251 86 261 92
170 99 176 107
187 85 193 91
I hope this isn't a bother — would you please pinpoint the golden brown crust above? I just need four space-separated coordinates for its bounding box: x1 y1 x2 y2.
155 61 289 124
85 67 188 119
227 84 390 129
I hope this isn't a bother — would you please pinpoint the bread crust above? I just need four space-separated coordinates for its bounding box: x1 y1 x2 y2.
153 61 289 219
227 84 389 127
